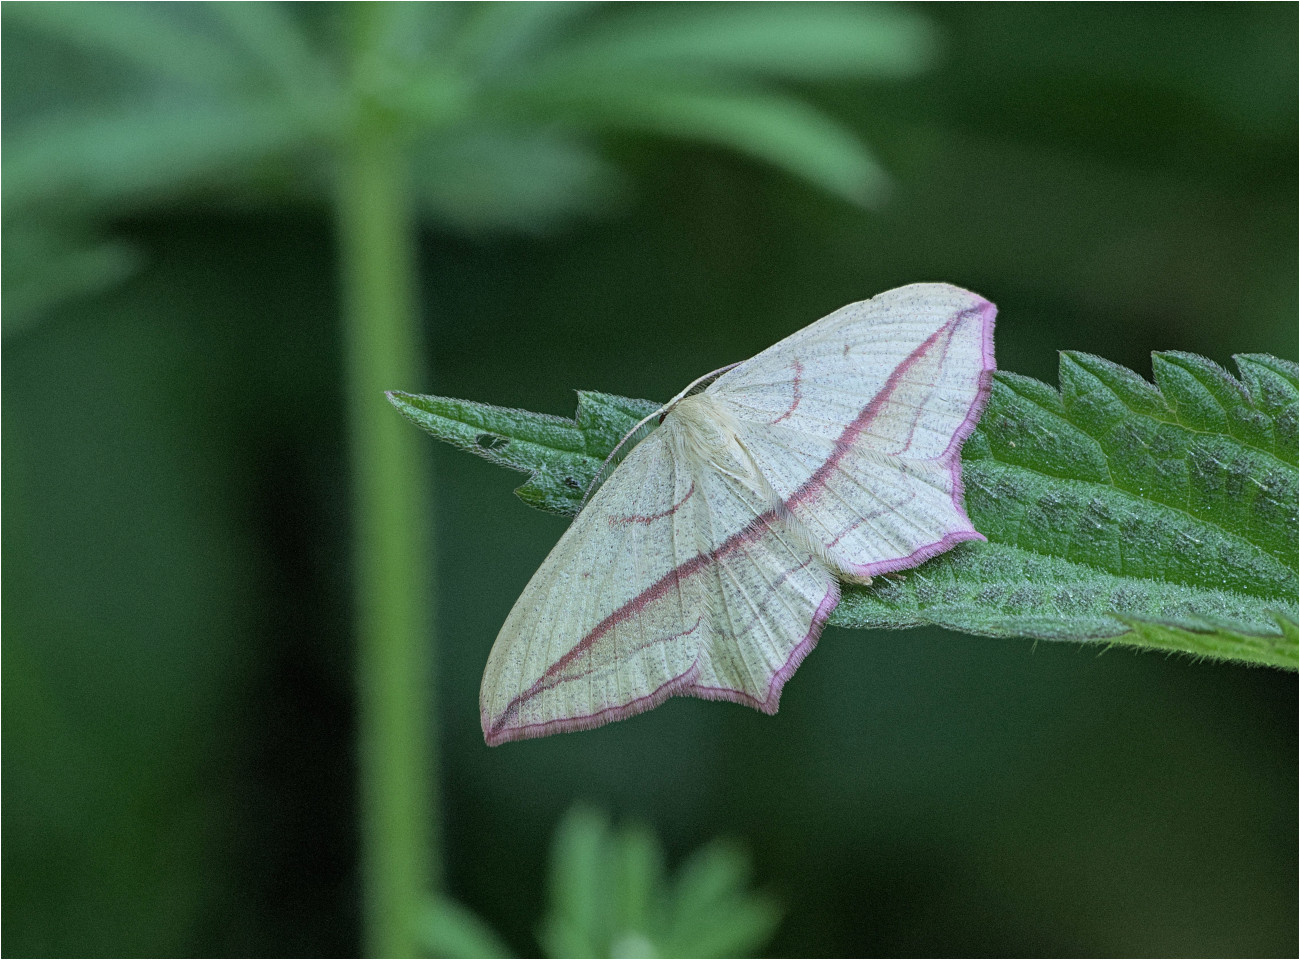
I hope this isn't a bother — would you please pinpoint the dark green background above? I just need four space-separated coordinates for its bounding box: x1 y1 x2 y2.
4 4 1296 956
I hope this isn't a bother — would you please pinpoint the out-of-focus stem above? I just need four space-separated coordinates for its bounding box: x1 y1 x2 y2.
336 47 438 957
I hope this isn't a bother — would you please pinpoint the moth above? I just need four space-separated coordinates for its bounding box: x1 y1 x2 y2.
482 283 996 745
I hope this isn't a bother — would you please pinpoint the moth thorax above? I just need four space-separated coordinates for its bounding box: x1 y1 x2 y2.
666 394 748 468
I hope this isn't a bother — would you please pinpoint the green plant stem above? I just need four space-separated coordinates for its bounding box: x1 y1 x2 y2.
336 101 438 957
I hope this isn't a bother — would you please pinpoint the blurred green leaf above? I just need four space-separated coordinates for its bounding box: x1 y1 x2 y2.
610 823 663 941
540 85 889 206
355 1 466 72
4 100 330 215
413 129 627 233
538 807 778 958
207 2 327 97
446 2 599 79
529 3 938 82
4 2 926 246
661 841 781 958
419 896 514 959
393 350 1298 668
1 224 140 335
5 2 255 91
541 807 612 957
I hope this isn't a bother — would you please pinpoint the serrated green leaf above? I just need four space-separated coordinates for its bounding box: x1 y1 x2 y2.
387 390 659 515
1233 353 1299 461
836 542 1295 661
1111 611 1298 668
394 351 1297 668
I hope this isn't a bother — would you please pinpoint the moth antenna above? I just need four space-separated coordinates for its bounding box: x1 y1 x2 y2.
579 361 742 512
681 361 742 399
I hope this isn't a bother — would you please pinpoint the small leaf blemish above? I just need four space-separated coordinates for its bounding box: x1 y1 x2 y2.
476 434 509 451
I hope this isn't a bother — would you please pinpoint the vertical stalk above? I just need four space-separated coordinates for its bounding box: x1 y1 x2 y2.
336 86 438 957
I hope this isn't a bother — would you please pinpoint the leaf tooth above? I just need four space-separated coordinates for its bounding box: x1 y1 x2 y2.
575 391 661 455
1058 352 1164 443
992 371 1067 415
389 391 586 451
1155 351 1281 454
1235 353 1299 394
1233 355 1299 465
1062 351 1167 413
980 372 1109 482
392 389 665 516
1151 352 1235 433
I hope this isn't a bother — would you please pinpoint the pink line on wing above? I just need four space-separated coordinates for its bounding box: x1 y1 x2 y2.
939 298 998 507
485 664 704 745
486 508 789 741
487 580 839 745
896 318 955 455
712 557 816 639
769 359 804 424
785 318 955 511
508 617 703 709
783 297 995 579
610 481 695 525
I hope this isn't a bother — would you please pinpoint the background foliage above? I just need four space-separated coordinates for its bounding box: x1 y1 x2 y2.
4 3 1296 956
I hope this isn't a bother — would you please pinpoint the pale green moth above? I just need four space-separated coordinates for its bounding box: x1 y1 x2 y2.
481 283 996 745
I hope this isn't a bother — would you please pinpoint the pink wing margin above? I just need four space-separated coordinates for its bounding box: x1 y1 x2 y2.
927 295 998 570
